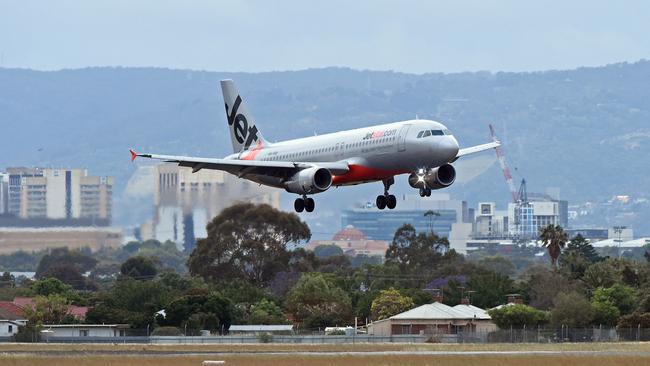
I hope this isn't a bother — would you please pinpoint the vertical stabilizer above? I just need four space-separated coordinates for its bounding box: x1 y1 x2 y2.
220 80 267 153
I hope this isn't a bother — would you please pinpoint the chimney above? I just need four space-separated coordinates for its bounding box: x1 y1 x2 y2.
506 294 523 304
427 288 443 303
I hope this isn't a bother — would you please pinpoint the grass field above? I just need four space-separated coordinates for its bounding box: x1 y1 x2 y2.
1 343 649 366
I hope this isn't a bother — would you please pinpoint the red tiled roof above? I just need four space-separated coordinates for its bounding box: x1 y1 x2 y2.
333 225 366 241
13 297 35 308
0 301 25 318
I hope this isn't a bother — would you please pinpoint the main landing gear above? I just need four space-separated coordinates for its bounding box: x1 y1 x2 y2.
376 177 397 210
419 187 432 197
294 195 315 213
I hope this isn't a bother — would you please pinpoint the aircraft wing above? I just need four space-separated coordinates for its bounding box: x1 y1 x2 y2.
129 150 350 177
456 141 501 158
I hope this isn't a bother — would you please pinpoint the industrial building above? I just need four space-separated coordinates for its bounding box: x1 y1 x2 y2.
0 227 122 254
341 193 473 254
141 164 280 251
2 167 113 225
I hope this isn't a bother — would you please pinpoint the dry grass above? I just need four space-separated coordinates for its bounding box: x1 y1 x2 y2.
0 354 649 366
1 342 650 353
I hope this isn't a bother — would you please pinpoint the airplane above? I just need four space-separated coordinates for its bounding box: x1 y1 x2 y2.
130 80 500 213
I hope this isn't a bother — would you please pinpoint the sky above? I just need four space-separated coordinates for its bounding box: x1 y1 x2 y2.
2 0 650 74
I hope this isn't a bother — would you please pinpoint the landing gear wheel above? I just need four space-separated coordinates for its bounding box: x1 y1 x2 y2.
419 189 426 197
294 198 305 213
305 197 315 212
386 194 397 209
425 188 432 197
376 195 387 210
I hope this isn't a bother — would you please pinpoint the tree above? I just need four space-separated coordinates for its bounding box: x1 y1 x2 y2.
162 292 233 334
188 203 311 285
370 288 415 320
32 278 73 298
313 244 344 258
286 273 352 329
39 263 91 290
583 261 619 289
559 250 591 280
539 225 568 269
478 256 516 277
488 304 549 328
35 247 97 278
592 284 638 316
564 234 603 263
466 271 515 309
23 294 73 326
120 256 158 279
550 292 595 327
524 266 582 310
385 224 448 271
248 299 288 324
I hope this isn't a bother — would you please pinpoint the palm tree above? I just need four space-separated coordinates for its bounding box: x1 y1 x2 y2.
423 210 440 235
539 224 568 269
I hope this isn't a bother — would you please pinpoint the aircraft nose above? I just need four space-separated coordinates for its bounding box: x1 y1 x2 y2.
438 136 459 162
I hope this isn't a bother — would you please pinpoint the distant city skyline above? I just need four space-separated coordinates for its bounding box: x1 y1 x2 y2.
2 1 650 73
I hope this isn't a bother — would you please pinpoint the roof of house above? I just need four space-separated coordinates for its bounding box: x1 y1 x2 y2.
43 324 129 328
229 325 294 332
0 306 27 321
11 298 88 319
390 302 491 321
452 304 492 320
0 301 26 318
333 225 367 241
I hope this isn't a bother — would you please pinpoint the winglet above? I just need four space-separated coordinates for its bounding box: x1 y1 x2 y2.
129 149 137 162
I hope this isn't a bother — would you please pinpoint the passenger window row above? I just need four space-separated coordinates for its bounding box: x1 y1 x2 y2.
261 135 397 161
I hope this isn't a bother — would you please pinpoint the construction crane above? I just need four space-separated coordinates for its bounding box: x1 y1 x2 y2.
489 124 531 242
489 124 517 203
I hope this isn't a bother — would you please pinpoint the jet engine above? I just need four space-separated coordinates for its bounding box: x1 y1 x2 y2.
408 164 456 190
284 167 332 194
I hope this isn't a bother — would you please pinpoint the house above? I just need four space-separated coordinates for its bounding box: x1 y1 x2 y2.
41 324 129 338
367 301 497 338
0 307 27 337
11 297 89 320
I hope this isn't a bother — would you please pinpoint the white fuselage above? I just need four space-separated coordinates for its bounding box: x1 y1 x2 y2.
226 119 459 187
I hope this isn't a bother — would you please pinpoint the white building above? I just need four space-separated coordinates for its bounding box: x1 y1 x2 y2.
0 173 8 215
473 202 509 239
5 167 113 223
145 164 280 251
41 324 129 338
0 308 26 337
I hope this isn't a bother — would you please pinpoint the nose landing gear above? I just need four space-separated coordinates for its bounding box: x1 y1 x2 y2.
376 177 397 210
294 196 315 213
419 187 432 197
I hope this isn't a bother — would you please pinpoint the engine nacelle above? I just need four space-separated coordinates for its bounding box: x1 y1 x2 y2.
284 167 332 195
408 164 456 190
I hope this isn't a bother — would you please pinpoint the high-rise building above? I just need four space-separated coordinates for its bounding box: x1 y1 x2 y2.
147 164 280 251
507 195 569 239
0 173 8 215
5 168 113 224
341 193 473 253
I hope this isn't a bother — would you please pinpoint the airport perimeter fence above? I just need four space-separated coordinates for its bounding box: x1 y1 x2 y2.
6 327 650 344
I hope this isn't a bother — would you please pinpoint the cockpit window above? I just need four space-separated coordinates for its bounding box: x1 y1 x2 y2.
443 129 451 135
422 130 431 137
417 131 424 138
431 130 444 136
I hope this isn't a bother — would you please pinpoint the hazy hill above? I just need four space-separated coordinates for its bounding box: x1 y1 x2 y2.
1 63 649 234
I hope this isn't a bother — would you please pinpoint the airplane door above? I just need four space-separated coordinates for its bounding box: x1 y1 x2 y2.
397 124 411 152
